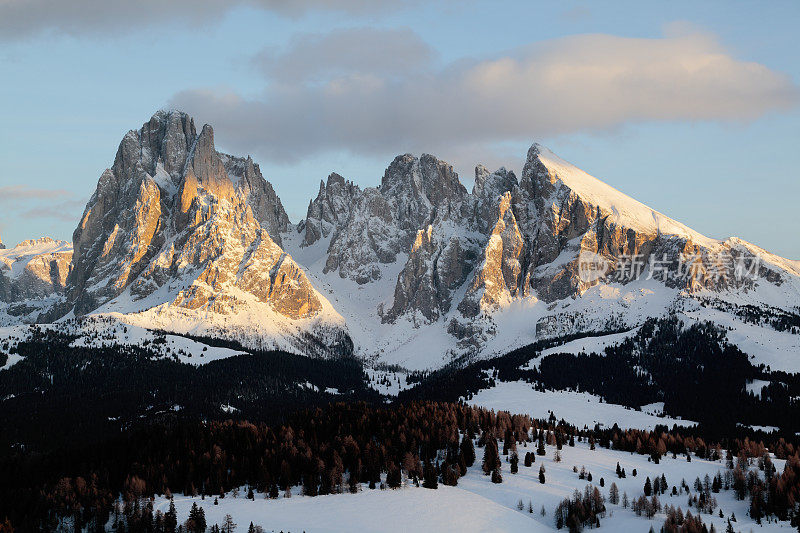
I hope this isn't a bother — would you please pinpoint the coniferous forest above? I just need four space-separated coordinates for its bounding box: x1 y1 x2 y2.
1 316 800 531
401 317 800 435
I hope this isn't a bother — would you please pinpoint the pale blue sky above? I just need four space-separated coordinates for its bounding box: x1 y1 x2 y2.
1 0 798 258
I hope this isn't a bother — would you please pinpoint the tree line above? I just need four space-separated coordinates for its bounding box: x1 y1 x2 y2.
4 398 800 531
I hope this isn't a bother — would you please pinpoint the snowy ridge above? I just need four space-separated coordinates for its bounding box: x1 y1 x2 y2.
0 238 72 279
532 144 719 248
0 237 73 325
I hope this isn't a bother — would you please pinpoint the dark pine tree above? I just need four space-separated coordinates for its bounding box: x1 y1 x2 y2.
386 464 402 489
422 461 438 489
187 502 206 533
460 434 476 467
442 465 459 487
482 435 501 475
164 499 177 533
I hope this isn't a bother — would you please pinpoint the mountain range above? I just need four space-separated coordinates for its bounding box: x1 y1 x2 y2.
1 110 798 370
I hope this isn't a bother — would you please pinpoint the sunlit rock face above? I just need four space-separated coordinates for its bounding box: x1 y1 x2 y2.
5 110 797 361
0 238 73 324
298 140 797 358
67 111 326 326
508 144 773 304
458 192 525 318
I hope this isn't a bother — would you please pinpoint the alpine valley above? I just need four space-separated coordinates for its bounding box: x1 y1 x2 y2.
2 111 800 532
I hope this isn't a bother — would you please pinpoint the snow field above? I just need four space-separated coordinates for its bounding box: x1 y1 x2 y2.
151 436 787 532
469 381 696 431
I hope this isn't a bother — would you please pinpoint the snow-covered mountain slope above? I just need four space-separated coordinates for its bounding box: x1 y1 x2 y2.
290 143 800 369
530 145 717 248
0 317 247 371
2 110 798 368
0 238 72 325
62 111 349 356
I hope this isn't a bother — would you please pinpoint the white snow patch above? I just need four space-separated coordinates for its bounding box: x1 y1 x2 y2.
1 353 23 371
469 381 695 430
66 318 246 366
745 379 771 398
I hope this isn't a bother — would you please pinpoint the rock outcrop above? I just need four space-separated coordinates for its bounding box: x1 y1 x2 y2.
0 238 73 324
297 142 798 362
65 111 345 355
463 144 771 308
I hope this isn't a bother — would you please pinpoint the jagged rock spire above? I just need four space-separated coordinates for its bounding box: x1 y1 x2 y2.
65 111 334 352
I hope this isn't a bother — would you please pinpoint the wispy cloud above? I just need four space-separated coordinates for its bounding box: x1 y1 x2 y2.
18 200 86 223
0 187 80 225
255 27 435 83
171 28 800 163
0 185 71 201
0 0 433 40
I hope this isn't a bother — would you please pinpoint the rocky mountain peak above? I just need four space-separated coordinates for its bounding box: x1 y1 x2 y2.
380 153 467 210
473 164 517 200
184 124 229 195
17 237 57 247
325 172 347 189
67 111 322 340
519 142 561 201
302 172 361 247
112 110 196 186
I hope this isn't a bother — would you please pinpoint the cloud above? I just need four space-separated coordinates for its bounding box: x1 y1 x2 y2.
170 29 800 163
0 187 80 223
0 185 70 201
19 201 85 223
0 0 428 40
256 27 435 83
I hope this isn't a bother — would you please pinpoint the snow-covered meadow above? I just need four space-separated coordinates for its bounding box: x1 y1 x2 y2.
151 436 787 532
469 380 696 431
